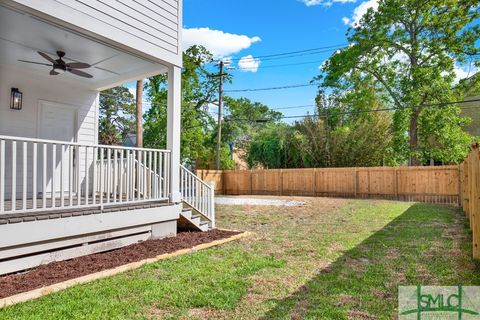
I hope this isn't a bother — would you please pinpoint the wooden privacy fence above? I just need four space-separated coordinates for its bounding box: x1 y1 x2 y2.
198 165 460 205
460 145 480 259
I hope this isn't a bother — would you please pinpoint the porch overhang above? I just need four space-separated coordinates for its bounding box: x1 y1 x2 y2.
0 3 169 91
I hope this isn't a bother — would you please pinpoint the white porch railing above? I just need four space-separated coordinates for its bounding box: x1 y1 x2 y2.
180 164 215 228
0 135 171 214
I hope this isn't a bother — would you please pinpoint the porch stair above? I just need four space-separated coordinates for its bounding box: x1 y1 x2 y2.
179 165 215 231
179 207 211 231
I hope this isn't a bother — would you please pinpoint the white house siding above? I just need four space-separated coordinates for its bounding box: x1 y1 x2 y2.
0 64 98 198
7 0 182 67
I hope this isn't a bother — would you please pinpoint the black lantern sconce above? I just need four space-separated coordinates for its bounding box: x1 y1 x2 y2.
10 88 23 110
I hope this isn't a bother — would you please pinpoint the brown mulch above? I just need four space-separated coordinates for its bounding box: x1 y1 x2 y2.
0 229 241 299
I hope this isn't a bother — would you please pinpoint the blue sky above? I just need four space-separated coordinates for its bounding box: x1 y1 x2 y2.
126 0 476 119
182 0 365 118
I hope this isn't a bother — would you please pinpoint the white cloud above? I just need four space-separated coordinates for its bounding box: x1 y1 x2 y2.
453 65 477 84
301 0 355 6
238 55 261 73
343 0 379 26
182 27 261 57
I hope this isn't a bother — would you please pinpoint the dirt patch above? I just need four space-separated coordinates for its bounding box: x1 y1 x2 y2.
0 229 240 299
348 310 378 319
335 294 358 307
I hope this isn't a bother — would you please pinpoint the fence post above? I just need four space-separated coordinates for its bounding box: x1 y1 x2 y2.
394 167 398 200
353 168 357 198
279 169 283 196
473 147 480 259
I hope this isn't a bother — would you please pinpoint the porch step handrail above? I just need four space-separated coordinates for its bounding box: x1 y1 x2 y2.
0 135 171 214
180 165 215 228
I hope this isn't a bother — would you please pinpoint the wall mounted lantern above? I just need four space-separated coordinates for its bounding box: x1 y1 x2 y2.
10 88 23 110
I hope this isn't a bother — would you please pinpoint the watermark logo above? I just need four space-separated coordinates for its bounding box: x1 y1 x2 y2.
399 286 480 319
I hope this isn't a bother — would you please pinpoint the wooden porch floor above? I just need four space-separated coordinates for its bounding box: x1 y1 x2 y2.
0 198 170 225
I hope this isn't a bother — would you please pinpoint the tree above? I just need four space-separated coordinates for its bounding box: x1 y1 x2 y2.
318 0 479 164
136 80 143 147
99 86 135 145
144 45 233 168
222 97 283 149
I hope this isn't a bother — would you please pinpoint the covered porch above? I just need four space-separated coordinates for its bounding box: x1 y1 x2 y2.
0 2 214 275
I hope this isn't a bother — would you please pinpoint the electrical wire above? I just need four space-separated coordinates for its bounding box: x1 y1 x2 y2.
225 83 318 93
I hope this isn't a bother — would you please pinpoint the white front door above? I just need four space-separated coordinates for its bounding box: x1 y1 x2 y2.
38 101 77 196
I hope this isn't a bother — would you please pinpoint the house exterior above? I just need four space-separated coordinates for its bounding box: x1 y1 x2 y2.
0 0 214 275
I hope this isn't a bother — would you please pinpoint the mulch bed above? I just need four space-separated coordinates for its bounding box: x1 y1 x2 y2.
0 229 240 299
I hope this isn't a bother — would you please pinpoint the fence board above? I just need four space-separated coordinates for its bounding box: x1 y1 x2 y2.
198 165 460 205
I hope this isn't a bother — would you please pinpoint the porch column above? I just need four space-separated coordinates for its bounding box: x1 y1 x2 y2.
167 65 182 203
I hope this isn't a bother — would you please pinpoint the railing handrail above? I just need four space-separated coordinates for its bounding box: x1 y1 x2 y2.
180 164 211 189
0 135 171 153
180 165 215 228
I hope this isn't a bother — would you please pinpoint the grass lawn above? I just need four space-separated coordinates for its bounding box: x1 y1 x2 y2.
1 197 479 319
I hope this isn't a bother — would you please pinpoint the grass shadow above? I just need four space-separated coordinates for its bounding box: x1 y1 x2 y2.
260 203 480 319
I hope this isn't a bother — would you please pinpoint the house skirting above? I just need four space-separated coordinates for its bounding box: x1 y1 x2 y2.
0 203 181 275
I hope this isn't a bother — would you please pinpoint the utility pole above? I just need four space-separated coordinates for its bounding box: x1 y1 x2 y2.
215 61 224 170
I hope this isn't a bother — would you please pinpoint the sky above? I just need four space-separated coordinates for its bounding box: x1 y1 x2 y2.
182 0 370 118
126 0 477 119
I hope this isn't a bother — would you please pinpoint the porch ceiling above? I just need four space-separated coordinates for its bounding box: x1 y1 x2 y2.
0 4 168 90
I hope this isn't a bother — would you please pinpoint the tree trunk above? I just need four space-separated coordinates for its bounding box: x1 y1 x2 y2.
136 80 143 148
408 107 420 166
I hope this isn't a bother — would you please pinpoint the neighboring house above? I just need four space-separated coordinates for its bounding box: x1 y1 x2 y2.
462 94 480 137
0 0 214 275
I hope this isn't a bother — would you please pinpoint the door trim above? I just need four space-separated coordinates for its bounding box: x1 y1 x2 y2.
37 100 79 142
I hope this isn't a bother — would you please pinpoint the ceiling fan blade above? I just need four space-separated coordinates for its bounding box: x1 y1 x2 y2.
66 62 91 69
49 69 59 75
38 51 56 63
67 68 93 78
18 60 51 66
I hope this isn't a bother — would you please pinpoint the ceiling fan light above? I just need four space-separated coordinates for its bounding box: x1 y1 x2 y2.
54 65 66 74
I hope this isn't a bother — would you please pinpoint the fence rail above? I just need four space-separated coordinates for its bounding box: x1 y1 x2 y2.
198 165 460 205
0 135 171 214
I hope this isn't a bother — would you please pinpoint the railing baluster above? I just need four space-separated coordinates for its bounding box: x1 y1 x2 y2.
51 144 56 209
85 146 89 206
126 151 130 202
119 150 124 203
148 151 152 199
143 151 147 200
106 148 111 204
11 141 16 212
42 143 47 209
0 140 4 212
100 148 104 206
92 147 97 205
69 146 73 206
76 146 81 206
32 143 37 210
60 144 65 208
113 149 117 203
22 141 27 211
159 151 163 198
138 150 142 200
153 152 157 198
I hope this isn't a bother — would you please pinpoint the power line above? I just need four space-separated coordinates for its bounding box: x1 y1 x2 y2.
223 98 480 122
225 83 318 93
231 60 323 71
212 43 348 64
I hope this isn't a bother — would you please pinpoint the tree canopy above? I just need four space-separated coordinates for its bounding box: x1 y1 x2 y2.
318 0 479 164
